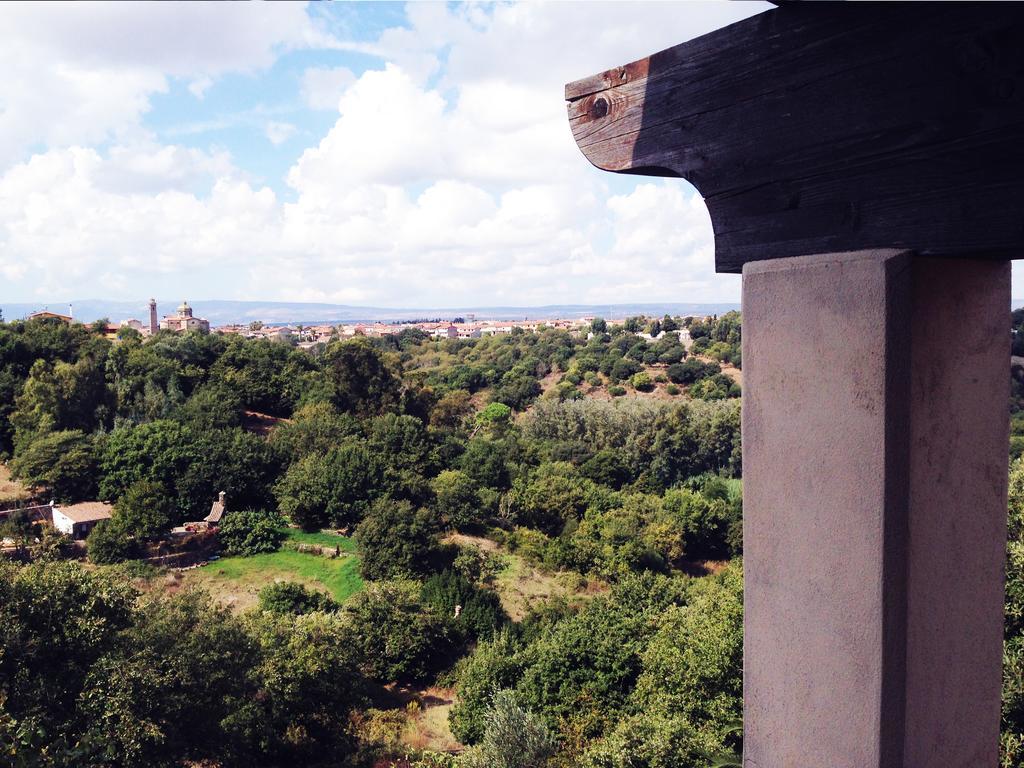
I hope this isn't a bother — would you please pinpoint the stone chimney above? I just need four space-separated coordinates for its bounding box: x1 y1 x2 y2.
149 299 157 335
218 490 226 506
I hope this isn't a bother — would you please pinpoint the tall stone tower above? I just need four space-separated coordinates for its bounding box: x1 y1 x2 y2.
149 299 157 335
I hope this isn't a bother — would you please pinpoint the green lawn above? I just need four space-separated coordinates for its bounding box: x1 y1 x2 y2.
186 548 364 610
283 528 359 552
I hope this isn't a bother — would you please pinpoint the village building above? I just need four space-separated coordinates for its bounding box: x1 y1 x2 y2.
51 502 112 540
173 491 227 534
119 318 147 334
160 301 210 333
25 310 72 324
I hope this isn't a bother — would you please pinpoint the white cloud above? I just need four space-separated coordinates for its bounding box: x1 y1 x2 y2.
0 2 771 306
188 76 214 99
301 66 356 111
265 122 298 146
0 2 335 170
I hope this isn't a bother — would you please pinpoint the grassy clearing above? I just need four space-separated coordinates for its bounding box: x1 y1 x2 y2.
491 552 598 621
444 533 603 621
182 549 363 612
283 527 358 552
402 691 462 753
0 464 32 504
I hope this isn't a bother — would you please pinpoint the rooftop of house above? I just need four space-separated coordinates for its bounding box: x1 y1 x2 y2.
55 501 113 523
204 491 226 524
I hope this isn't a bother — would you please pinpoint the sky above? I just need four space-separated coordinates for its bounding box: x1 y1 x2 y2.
0 1 824 308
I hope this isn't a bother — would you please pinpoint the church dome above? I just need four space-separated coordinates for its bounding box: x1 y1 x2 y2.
177 301 192 317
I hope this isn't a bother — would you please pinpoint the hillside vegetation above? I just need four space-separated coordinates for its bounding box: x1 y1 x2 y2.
7 309 1023 767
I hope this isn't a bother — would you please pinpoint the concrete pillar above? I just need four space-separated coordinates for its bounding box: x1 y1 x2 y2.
742 250 1010 768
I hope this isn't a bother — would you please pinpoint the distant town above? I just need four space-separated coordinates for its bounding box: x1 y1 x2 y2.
15 299 698 350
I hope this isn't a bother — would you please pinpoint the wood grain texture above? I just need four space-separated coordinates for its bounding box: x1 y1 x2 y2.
564 4 1024 273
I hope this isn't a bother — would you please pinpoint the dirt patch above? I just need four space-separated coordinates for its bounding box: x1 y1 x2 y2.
677 559 731 577
0 464 33 504
242 410 291 437
444 532 500 553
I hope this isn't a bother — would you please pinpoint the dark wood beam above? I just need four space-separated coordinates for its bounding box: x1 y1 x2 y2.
565 4 1024 273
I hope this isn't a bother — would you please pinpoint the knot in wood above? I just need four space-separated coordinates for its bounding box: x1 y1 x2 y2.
590 96 609 120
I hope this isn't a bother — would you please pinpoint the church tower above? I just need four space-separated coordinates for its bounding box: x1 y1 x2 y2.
149 299 157 335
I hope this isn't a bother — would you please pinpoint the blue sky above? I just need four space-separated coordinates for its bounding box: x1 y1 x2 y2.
0 2 811 307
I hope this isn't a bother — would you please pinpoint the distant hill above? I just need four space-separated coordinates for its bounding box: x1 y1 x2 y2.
0 299 742 326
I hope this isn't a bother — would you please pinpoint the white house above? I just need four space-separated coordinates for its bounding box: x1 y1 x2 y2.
52 502 112 540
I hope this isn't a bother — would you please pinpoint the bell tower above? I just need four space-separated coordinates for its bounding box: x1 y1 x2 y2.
148 298 157 335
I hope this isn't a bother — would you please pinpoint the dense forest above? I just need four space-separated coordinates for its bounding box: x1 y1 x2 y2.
2 310 1022 767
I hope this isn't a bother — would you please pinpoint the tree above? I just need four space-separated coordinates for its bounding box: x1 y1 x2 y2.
275 442 382 531
578 712 705 768
344 580 454 683
175 382 243 431
449 629 524 744
430 389 475 431
355 498 440 581
591 318 608 335
324 338 401 417
77 591 260 767
0 508 39 556
490 374 541 411
218 509 284 556
475 402 513 436
432 470 482 530
233 611 365 765
631 565 743 745
611 357 641 382
269 402 360 459
506 468 594 536
9 355 110 450
113 479 174 541
9 430 98 502
0 561 136 760
98 420 198 508
580 449 631 490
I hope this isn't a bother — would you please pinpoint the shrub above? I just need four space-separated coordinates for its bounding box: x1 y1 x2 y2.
665 384 681 396
87 519 137 564
460 690 557 768
631 372 654 392
218 509 284 556
258 581 338 615
608 385 626 397
421 569 507 642
454 547 502 585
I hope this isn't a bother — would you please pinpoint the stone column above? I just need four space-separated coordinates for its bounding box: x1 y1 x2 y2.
742 250 1010 768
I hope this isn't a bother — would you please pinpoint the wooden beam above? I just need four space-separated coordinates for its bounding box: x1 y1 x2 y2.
565 4 1024 273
